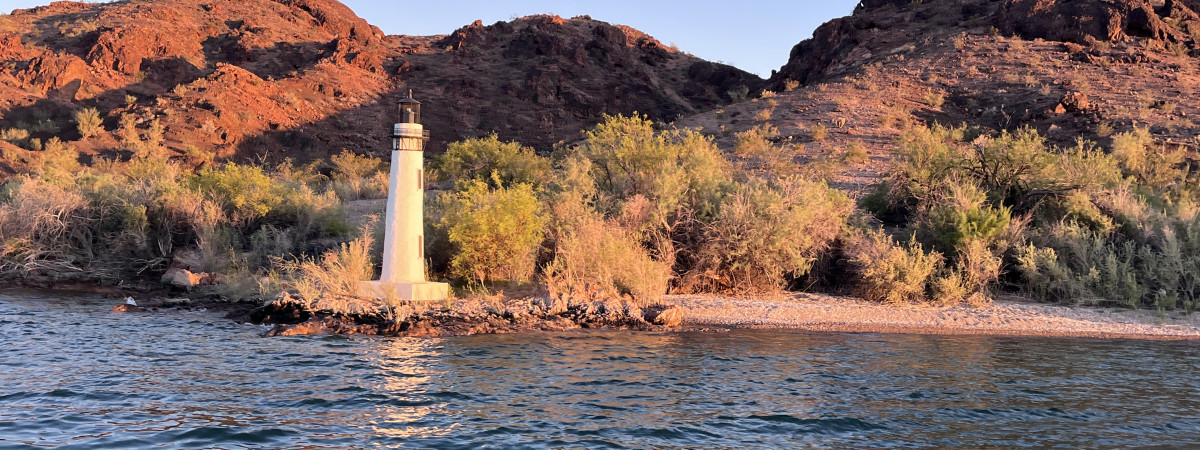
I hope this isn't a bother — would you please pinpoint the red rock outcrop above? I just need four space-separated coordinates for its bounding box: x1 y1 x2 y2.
0 0 761 171
86 26 205 75
270 0 381 45
18 51 90 94
996 0 1186 43
0 33 28 61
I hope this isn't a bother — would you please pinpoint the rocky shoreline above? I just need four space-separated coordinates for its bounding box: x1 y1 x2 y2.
254 295 686 337
9 279 1200 341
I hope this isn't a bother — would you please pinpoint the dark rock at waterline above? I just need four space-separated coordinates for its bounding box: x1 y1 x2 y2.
250 294 311 325
263 297 686 337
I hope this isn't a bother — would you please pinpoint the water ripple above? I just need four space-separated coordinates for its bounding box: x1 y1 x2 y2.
2 291 1199 447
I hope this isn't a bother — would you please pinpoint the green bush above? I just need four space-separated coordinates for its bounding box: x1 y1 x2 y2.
575 114 732 222
1016 218 1200 311
0 147 355 291
191 163 283 224
74 107 103 140
935 238 1002 306
922 179 1011 253
34 138 80 183
810 123 828 142
282 221 376 304
438 180 547 284
885 125 1123 229
1111 127 1191 193
436 134 551 190
842 140 869 165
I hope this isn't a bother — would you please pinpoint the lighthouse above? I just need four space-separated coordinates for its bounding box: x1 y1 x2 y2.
358 92 449 302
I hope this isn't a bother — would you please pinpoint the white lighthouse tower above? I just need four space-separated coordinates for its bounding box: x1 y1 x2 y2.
359 92 449 302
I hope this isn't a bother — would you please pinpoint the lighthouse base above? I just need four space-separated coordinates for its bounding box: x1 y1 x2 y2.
357 280 449 302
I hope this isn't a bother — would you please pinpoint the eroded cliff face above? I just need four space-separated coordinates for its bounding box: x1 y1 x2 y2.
0 0 761 175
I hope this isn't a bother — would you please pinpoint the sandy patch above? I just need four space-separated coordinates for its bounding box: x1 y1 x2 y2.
671 293 1200 340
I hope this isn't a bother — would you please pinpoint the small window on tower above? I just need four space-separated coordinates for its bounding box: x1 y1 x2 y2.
418 235 424 259
417 169 424 190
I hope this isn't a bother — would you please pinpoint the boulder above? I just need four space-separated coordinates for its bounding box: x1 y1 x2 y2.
18 51 90 94
1061 91 1091 112
161 267 204 289
643 305 684 328
0 32 27 61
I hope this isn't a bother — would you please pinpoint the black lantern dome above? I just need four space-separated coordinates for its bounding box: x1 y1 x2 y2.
399 90 421 124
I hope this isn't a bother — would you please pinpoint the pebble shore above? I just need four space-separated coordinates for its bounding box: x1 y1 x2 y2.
673 293 1200 340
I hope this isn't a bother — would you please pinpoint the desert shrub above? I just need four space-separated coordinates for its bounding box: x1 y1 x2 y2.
0 149 355 289
74 107 103 140
810 123 828 142
546 211 671 305
1016 225 1140 307
783 79 801 92
435 134 551 189
117 113 139 150
1111 127 1190 192
842 140 869 165
184 145 216 163
680 177 853 294
1040 190 1114 234
940 238 1002 306
272 159 326 186
574 114 732 222
1016 217 1200 311
139 119 165 157
191 163 284 225
726 85 749 103
438 180 547 284
275 182 349 238
0 176 89 274
282 221 376 303
0 128 29 144
921 179 1012 253
733 125 802 178
846 229 943 305
921 90 945 108
32 138 80 183
329 149 387 200
889 125 1121 211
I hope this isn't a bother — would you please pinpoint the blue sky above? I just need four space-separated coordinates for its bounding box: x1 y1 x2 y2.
1 0 860 77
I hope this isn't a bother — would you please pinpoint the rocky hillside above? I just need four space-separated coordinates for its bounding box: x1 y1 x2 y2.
0 0 760 175
680 0 1200 195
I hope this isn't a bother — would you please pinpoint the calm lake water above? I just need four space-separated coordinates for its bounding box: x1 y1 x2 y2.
1 290 1199 448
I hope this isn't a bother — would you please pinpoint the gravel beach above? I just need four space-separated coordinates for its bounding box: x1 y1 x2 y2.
672 293 1200 340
